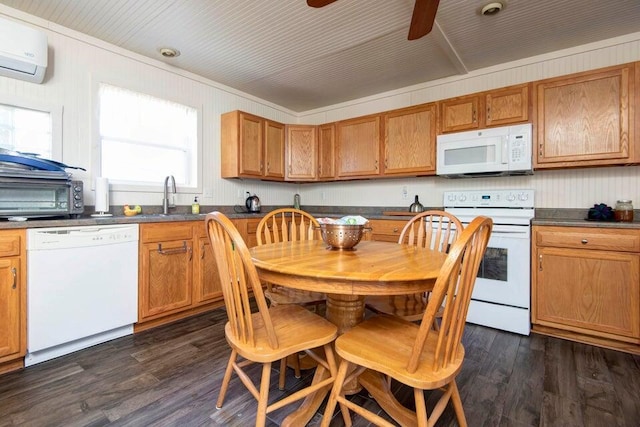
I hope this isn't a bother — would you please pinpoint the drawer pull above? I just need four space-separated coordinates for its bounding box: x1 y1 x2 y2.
581 239 588 244
157 241 188 255
11 267 17 289
539 255 543 271
393 228 399 232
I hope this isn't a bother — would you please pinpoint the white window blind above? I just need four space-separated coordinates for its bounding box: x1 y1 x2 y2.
99 83 197 186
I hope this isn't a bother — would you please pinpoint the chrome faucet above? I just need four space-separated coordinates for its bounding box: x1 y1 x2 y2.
162 175 176 214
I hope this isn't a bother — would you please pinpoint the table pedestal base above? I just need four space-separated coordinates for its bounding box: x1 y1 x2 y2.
326 294 365 334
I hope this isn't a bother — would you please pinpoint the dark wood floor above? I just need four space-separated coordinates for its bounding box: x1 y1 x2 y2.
1 307 639 426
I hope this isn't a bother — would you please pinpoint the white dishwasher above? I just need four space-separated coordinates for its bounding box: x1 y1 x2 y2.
26 224 139 366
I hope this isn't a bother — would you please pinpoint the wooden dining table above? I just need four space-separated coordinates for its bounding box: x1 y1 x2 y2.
250 239 447 426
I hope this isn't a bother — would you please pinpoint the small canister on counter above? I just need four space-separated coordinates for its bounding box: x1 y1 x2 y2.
614 200 634 222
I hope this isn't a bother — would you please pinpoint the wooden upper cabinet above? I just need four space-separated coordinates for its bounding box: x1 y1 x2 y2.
383 103 437 176
439 83 530 133
286 125 317 181
440 94 481 133
264 119 285 180
318 123 336 180
534 64 636 168
336 114 381 178
221 110 284 180
485 84 529 127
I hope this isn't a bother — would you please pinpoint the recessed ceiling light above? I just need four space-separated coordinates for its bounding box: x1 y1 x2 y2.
159 47 180 58
481 2 503 16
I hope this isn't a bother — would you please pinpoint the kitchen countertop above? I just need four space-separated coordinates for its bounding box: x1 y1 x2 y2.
0 205 421 230
532 208 640 229
4 206 640 230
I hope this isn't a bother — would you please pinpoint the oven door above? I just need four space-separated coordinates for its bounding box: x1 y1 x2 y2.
471 223 530 309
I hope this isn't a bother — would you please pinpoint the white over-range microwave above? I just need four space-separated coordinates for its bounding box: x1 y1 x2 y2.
436 123 533 178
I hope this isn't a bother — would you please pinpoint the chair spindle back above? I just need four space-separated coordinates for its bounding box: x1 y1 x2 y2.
407 216 493 373
257 208 320 245
206 212 278 349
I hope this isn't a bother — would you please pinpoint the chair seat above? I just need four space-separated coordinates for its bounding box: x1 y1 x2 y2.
264 287 326 306
334 314 464 389
225 304 337 363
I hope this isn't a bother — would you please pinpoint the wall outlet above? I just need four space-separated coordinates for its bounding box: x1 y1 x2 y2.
320 191 326 201
402 186 408 200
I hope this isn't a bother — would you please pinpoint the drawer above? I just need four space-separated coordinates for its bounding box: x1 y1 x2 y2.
369 219 407 241
534 226 640 252
0 231 22 257
140 222 193 242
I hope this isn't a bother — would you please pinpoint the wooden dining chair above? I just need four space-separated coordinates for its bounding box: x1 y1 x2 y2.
205 212 339 427
257 208 327 388
365 210 464 322
256 208 325 309
321 216 493 427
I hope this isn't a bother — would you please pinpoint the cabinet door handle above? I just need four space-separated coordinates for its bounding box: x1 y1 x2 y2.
472 108 477 123
200 244 205 259
581 239 588 244
11 267 17 289
486 106 491 121
157 241 188 255
538 254 543 271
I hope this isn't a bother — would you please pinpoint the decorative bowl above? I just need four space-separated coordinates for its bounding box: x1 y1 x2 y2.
318 224 368 250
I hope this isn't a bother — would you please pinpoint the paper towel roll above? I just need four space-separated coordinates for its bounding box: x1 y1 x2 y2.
95 177 109 213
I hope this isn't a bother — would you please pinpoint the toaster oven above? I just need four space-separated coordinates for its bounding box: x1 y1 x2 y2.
0 178 84 218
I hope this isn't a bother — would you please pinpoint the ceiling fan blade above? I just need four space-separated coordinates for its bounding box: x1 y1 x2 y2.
307 0 338 7
408 0 440 40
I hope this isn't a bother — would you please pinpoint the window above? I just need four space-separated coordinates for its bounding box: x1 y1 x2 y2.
98 83 198 187
0 103 53 158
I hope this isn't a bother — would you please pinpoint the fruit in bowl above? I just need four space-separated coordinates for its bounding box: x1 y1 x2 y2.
123 205 142 216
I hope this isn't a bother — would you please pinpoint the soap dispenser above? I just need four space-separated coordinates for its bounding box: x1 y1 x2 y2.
191 196 200 214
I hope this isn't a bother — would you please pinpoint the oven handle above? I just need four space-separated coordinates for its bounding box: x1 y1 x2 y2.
488 227 530 238
491 230 529 235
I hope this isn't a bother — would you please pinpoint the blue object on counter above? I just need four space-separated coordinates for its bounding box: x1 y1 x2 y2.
587 203 614 221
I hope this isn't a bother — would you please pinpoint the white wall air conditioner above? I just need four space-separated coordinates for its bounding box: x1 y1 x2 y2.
0 16 48 84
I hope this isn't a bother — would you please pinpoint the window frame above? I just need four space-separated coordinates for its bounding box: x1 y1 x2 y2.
92 79 202 194
0 93 63 161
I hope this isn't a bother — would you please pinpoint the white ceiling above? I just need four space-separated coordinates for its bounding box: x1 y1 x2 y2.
2 0 640 112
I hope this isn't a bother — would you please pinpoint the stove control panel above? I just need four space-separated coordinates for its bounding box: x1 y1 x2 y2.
444 189 534 208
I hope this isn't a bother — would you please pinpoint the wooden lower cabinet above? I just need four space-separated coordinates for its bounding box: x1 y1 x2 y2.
194 224 223 304
532 225 640 353
136 221 224 331
367 219 407 242
234 217 261 248
0 229 26 374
